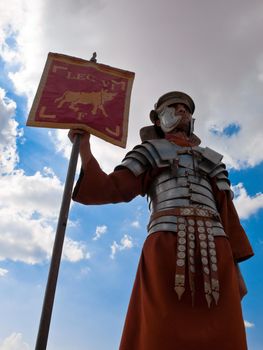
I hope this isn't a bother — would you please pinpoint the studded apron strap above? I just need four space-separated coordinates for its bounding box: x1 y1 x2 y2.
174 216 220 307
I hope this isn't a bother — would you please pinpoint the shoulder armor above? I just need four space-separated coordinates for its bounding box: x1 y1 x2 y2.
146 139 181 161
114 147 149 176
197 146 232 193
198 147 223 174
114 139 179 176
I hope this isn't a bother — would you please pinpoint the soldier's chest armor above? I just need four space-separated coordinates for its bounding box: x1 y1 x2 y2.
147 150 218 214
115 138 231 211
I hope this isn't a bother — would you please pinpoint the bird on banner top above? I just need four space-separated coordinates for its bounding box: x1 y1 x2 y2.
27 52 135 148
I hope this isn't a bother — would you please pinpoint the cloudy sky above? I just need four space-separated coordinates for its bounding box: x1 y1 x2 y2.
0 0 263 349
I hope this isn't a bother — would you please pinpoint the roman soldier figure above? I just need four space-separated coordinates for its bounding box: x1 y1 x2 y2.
69 91 253 350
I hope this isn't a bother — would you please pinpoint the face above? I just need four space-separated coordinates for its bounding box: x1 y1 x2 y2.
156 103 192 133
172 103 192 122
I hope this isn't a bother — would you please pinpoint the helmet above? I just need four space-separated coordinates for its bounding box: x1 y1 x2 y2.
150 91 195 123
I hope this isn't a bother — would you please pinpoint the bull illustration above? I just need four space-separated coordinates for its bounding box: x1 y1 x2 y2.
54 89 117 117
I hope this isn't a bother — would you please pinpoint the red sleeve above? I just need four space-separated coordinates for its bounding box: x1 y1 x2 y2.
72 155 153 205
212 179 254 263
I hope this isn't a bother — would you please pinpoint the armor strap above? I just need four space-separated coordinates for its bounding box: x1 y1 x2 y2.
150 207 220 223
174 216 187 300
174 216 220 307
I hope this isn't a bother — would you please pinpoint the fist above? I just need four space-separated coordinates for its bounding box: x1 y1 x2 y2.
68 129 92 167
68 129 90 143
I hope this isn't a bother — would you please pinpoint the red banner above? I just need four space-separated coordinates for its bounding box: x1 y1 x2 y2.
27 52 135 148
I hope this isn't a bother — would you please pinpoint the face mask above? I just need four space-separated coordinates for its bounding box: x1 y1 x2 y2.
158 107 182 133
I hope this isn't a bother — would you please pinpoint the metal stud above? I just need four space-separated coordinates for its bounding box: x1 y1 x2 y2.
208 241 215 249
200 241 207 249
189 241 195 249
211 264 218 272
177 252 186 259
177 259 185 267
197 220 204 226
178 237 186 245
188 219 195 226
205 221 212 227
211 256 217 263
201 249 208 257
188 226 195 233
178 230 186 237
201 257 208 265
178 245 186 252
188 233 195 240
198 233 206 240
203 267 210 275
209 249 216 256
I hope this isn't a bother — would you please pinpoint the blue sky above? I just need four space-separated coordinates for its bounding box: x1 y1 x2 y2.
0 0 263 349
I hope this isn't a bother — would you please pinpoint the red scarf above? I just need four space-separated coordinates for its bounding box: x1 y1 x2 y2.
165 133 201 147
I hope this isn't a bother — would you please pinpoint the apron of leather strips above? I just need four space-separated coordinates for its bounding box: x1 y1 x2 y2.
174 216 219 307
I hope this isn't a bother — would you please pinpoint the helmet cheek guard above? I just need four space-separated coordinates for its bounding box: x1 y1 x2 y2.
158 106 182 133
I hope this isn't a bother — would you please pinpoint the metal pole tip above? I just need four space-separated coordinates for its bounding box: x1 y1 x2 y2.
90 52 97 62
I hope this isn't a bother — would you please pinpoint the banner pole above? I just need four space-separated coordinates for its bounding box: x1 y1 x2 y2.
35 134 80 350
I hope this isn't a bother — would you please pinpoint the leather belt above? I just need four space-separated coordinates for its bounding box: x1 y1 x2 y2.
150 207 220 223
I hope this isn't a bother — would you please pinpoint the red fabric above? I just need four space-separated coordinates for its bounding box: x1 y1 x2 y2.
120 234 247 350
72 154 253 350
210 179 253 262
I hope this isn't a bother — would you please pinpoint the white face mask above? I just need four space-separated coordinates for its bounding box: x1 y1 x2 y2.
158 107 182 132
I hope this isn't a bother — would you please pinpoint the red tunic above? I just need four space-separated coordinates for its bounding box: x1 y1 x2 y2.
73 155 253 350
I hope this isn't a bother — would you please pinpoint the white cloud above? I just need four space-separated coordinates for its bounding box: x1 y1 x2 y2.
0 88 89 264
0 268 8 277
0 169 90 264
110 234 134 259
244 320 255 329
0 88 21 174
131 220 140 229
93 225 108 241
0 206 89 265
0 0 45 106
0 332 30 350
233 183 263 220
0 168 62 218
63 238 91 262
49 130 72 161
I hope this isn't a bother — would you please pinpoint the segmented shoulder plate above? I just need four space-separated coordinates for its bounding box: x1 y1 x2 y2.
114 139 176 176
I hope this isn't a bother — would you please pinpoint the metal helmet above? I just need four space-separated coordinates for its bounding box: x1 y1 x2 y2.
150 91 195 123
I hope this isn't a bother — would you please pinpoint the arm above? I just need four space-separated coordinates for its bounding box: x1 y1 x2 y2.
68 130 152 205
235 263 248 300
211 179 252 299
215 187 253 262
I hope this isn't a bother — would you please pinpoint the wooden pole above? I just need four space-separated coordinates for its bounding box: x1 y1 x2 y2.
35 134 80 350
